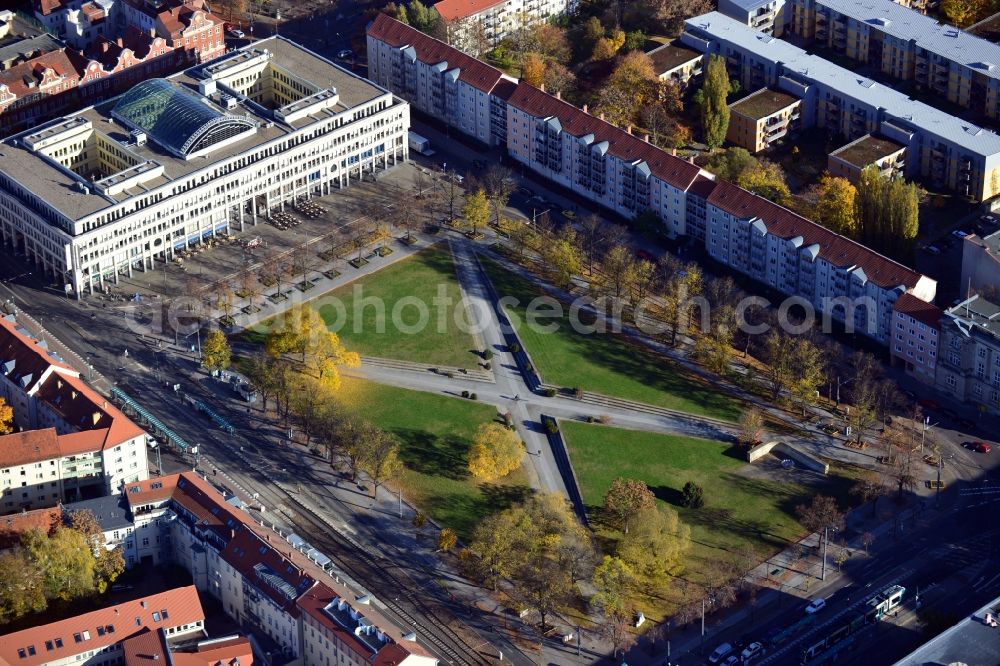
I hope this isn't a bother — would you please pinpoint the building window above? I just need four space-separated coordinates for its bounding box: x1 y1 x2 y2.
946 375 957 388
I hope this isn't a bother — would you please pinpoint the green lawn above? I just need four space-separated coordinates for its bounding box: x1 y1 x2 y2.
562 421 853 579
482 260 740 420
337 377 530 539
247 248 480 368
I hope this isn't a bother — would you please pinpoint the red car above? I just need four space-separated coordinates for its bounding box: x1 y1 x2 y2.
972 442 992 454
635 249 656 262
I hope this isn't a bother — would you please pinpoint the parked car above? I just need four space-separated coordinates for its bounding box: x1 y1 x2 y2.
741 642 765 661
562 209 577 220
805 598 827 614
972 441 993 453
981 214 998 225
708 642 734 664
721 656 740 666
923 245 941 255
336 48 354 59
230 28 244 38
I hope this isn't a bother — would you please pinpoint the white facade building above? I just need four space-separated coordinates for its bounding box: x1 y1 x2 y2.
0 36 410 296
434 0 574 51
0 314 149 510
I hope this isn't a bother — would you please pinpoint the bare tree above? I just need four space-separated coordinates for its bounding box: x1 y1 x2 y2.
482 164 515 228
599 610 636 660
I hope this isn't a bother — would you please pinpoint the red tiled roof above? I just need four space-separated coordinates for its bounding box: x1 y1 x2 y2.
170 636 252 666
894 291 942 328
124 475 180 506
0 429 60 468
121 628 169 666
0 506 61 548
688 174 718 200
505 82 704 191
367 13 507 94
706 180 924 290
0 48 79 100
222 525 315 616
0 316 73 392
0 586 204 666
491 77 518 101
36 0 66 16
433 0 505 21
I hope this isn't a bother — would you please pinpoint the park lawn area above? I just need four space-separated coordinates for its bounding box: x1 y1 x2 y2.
562 421 855 584
337 377 531 539
482 260 740 420
246 248 480 368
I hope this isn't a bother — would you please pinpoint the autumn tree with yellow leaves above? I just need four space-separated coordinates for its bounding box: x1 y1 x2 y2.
468 422 525 482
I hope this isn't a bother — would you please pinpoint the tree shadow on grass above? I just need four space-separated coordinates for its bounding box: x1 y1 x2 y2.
722 444 750 461
392 429 470 481
651 484 685 507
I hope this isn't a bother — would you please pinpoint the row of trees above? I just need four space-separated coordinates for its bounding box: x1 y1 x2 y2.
0 510 125 624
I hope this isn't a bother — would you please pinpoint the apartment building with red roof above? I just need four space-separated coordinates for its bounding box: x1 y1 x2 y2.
890 291 942 385
0 315 148 511
433 0 575 52
0 585 207 666
366 14 938 346
121 472 437 666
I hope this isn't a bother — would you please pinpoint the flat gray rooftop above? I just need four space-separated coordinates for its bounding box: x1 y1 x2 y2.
816 0 1000 82
0 36 388 224
685 12 1000 157
893 595 1000 666
0 32 63 66
946 294 1000 340
967 228 1000 254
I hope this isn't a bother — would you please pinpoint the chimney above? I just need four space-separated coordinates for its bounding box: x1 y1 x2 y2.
116 37 123 48
555 90 561 100
230 529 236 539
626 126 632 135
643 134 650 143
582 104 588 113
671 148 677 156
688 155 695 164
266 533 270 542
599 112 605 121
149 27 155 38
92 412 101 426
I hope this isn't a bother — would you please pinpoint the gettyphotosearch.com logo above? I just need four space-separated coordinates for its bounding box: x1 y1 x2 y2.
128 284 883 341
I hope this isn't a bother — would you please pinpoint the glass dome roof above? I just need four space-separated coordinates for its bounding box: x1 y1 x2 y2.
111 78 256 158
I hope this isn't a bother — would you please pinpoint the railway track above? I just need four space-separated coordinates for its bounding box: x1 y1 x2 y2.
279 491 493 666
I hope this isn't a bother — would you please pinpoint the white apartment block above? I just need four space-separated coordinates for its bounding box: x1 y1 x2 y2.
704 180 936 343
0 36 409 297
681 12 1000 202
0 586 207 666
0 315 149 509
935 295 1000 415
122 473 437 666
434 0 574 51
367 13 515 147
367 14 938 345
718 0 787 35
889 291 941 386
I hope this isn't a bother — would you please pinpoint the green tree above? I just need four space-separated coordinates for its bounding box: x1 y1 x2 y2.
0 550 46 623
407 0 437 30
604 51 659 121
603 477 655 534
468 422 525 482
591 555 634 616
681 481 705 508
617 506 691 579
623 29 647 52
737 160 791 205
23 527 96 602
68 509 125 593
601 246 637 300
518 556 573 633
201 329 232 373
461 189 490 236
788 337 826 415
700 55 731 150
855 167 920 258
706 147 758 182
812 174 858 236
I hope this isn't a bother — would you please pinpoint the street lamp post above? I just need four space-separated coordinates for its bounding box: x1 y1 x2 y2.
821 526 829 581
920 417 938 455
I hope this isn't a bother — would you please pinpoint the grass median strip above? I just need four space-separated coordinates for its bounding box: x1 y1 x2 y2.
482 258 740 420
